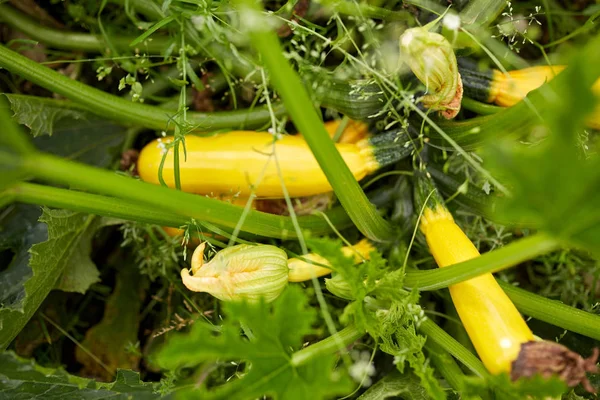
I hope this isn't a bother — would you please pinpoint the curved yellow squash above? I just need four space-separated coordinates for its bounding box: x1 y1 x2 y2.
420 206 534 375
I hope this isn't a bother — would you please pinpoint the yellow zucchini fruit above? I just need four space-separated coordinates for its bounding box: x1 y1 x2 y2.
419 205 534 374
416 172 598 390
323 119 370 144
137 127 408 198
489 66 600 129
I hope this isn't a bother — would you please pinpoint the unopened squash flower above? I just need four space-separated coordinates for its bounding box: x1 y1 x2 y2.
181 242 289 303
399 24 463 119
324 273 355 300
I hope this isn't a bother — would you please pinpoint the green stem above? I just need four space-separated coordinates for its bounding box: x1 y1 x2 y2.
498 280 600 341
238 1 394 242
291 325 364 367
21 153 352 239
404 233 559 290
461 97 502 115
5 182 189 227
459 0 507 27
0 4 169 53
0 44 283 131
419 319 488 378
425 341 467 392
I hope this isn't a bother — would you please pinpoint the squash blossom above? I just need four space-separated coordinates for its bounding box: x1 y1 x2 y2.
181 242 289 303
399 26 463 119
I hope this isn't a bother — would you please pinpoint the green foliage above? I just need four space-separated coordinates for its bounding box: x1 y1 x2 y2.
120 223 184 281
75 265 146 380
0 99 127 348
357 370 430 399
0 208 109 349
1 0 600 398
306 237 446 399
0 351 161 399
486 45 600 258
462 373 567 400
155 286 352 399
5 94 89 138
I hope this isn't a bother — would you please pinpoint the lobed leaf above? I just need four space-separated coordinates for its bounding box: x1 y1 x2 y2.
156 286 352 400
0 351 160 399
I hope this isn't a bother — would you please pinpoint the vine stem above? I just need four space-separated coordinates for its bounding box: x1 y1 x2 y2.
5 183 188 227
425 340 467 391
14 152 352 239
291 325 364 367
419 319 488 377
404 233 559 290
234 0 394 242
499 280 600 341
0 4 169 53
0 44 283 131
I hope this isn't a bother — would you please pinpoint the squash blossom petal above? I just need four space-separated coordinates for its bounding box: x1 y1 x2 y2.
399 26 463 119
181 243 289 303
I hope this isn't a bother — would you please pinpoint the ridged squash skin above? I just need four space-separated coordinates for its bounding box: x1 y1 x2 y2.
137 131 378 198
420 207 534 374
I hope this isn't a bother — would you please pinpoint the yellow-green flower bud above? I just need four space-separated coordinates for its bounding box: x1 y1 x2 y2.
399 26 463 119
325 274 355 300
181 243 289 303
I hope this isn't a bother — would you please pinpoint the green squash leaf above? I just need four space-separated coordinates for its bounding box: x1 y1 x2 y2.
486 47 600 258
0 351 161 399
0 208 101 349
75 265 146 381
357 370 431 400
5 94 89 138
155 286 352 400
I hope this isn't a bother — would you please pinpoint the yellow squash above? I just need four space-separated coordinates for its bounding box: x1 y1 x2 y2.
489 65 600 129
419 205 534 374
137 131 379 198
417 175 598 391
322 119 370 144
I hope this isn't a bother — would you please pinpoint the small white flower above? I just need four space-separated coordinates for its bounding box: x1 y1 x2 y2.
191 15 206 30
349 351 376 387
443 14 461 31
